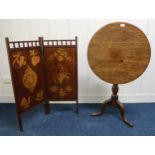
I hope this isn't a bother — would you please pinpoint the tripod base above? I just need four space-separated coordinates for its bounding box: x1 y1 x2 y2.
92 84 133 128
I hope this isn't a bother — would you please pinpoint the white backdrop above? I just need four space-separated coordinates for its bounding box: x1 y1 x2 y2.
0 19 155 103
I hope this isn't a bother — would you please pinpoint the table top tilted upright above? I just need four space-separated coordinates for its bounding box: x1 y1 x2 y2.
88 22 151 127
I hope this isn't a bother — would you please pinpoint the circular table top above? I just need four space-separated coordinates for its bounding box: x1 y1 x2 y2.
88 22 151 84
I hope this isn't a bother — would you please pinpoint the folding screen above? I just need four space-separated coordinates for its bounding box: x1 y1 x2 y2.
5 38 50 131
41 37 79 113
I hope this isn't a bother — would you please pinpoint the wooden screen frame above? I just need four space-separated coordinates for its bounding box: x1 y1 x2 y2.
5 37 50 131
40 37 79 113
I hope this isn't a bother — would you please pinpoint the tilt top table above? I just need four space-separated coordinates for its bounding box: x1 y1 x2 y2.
88 22 151 127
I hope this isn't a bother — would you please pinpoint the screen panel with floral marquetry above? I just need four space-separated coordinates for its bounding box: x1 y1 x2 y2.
43 46 77 101
8 47 46 113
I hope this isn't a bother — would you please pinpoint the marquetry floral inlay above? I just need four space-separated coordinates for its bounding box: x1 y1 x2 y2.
57 88 66 97
20 96 31 109
48 48 73 97
50 85 72 97
35 90 44 101
65 86 72 92
29 50 40 66
52 65 71 84
12 52 26 68
48 48 71 62
22 66 38 93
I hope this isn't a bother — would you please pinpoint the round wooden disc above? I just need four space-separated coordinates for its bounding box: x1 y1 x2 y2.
88 22 151 84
